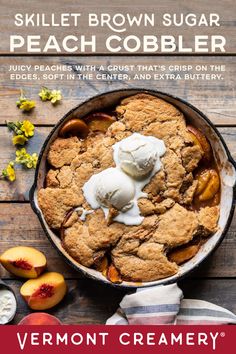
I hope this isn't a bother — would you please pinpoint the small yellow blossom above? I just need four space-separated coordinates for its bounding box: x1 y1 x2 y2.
15 148 27 161
21 120 34 137
2 162 16 182
12 134 28 146
16 89 35 112
18 100 36 112
50 90 62 104
15 148 38 169
38 87 51 101
25 153 38 168
38 87 62 104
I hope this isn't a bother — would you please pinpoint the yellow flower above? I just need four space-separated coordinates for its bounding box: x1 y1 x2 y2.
39 87 51 101
16 148 26 156
25 152 38 169
50 90 62 104
12 134 28 146
19 100 36 112
2 162 16 182
21 120 34 137
15 148 27 162
15 148 38 169
38 87 62 104
6 162 16 181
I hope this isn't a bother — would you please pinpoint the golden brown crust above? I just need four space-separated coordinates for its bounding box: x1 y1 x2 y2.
197 206 220 236
112 242 178 282
116 94 184 132
152 204 198 248
63 210 128 267
47 136 82 168
38 187 83 229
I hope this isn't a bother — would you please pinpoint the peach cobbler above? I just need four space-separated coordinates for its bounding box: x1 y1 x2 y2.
38 94 220 283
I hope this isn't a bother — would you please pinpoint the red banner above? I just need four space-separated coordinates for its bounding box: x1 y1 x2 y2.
0 325 234 354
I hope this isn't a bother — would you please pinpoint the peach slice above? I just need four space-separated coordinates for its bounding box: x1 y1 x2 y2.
195 169 220 201
187 125 212 163
195 169 211 196
168 244 200 265
59 119 89 139
198 169 220 201
0 246 46 279
84 112 116 132
18 313 62 325
20 272 67 310
97 257 109 277
107 264 122 284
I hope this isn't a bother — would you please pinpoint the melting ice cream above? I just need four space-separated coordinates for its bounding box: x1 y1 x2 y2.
82 133 166 225
116 133 165 178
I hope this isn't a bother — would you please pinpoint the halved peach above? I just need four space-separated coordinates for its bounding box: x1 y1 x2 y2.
20 272 67 310
18 313 62 325
59 119 89 139
0 246 46 279
84 112 116 132
187 125 212 163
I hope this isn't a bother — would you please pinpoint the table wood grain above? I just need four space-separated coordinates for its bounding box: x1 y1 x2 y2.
0 54 236 324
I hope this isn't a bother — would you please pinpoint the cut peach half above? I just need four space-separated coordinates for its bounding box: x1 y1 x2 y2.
20 272 67 310
0 246 46 279
84 112 116 132
187 125 212 163
59 119 89 139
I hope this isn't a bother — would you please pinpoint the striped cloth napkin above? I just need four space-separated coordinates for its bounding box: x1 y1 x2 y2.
106 283 236 325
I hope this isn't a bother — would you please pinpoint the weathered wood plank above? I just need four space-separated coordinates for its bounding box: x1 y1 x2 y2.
0 203 236 279
0 56 236 125
0 0 235 54
6 279 127 325
0 126 234 201
5 279 236 324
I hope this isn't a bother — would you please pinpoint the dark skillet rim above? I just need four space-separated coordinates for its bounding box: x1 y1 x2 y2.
29 88 236 289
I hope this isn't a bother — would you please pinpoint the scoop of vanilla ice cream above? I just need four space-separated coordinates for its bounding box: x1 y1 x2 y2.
118 133 159 178
95 168 135 211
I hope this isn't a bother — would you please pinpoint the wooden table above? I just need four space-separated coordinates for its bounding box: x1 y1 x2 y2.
0 55 236 324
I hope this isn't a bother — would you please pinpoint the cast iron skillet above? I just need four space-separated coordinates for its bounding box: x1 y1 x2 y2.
29 89 236 288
